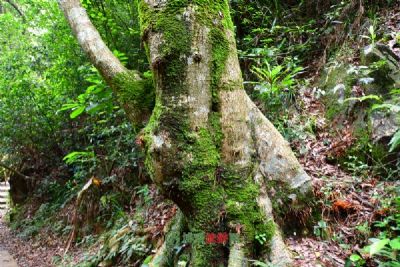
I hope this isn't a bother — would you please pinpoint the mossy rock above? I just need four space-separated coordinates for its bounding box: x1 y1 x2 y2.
361 44 400 92
370 102 400 143
319 63 355 121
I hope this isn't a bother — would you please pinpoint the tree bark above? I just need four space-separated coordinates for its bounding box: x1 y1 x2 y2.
60 0 314 266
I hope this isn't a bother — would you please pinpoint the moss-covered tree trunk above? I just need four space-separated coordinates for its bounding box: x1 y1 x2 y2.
60 0 313 265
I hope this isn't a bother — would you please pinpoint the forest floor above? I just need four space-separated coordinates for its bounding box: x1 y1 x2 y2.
283 63 399 267
0 206 55 267
0 212 84 267
283 7 400 265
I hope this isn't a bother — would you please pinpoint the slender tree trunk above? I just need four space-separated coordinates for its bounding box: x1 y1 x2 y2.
60 0 314 265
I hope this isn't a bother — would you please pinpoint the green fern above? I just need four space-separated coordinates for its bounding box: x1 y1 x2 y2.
389 130 400 152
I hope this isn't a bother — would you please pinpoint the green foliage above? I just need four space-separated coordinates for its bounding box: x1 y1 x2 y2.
388 131 400 153
250 60 303 113
0 3 146 266
75 217 151 267
231 0 319 66
0 0 86 165
361 25 378 45
349 197 400 266
343 155 370 177
81 0 148 71
60 65 115 119
344 94 382 103
313 220 329 240
255 231 271 245
63 151 96 165
339 86 400 178
135 184 151 206
8 202 65 240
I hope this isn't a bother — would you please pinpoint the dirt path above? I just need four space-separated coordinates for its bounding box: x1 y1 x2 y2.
0 214 56 267
0 182 56 267
0 214 62 267
0 183 18 267
0 250 19 267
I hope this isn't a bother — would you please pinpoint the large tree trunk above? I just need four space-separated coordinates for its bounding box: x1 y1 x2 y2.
60 0 313 266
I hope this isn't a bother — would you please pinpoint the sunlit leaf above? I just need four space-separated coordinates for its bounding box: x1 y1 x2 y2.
70 105 85 119
344 94 381 103
389 130 400 152
390 238 400 250
349 254 361 262
369 238 389 256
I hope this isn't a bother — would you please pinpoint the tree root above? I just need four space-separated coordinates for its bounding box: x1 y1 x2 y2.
248 95 311 193
228 243 247 267
269 230 293 267
149 210 185 267
257 177 293 266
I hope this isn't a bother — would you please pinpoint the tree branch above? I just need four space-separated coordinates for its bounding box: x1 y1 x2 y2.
58 0 154 125
58 0 128 83
4 0 25 21
0 161 30 180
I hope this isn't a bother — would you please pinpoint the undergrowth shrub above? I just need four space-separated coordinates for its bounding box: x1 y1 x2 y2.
349 196 400 267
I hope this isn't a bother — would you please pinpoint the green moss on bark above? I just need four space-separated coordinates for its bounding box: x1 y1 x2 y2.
194 0 234 31
142 101 163 180
209 28 230 105
209 112 223 149
113 70 154 114
153 211 185 266
191 243 226 267
110 71 155 126
180 128 224 230
182 129 220 188
223 166 275 245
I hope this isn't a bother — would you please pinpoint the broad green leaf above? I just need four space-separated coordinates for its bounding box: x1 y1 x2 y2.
390 88 400 95
142 255 153 264
70 105 85 119
86 103 108 115
390 237 400 250
389 130 400 152
349 254 361 262
59 103 79 111
63 151 94 164
387 261 400 267
271 65 283 78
